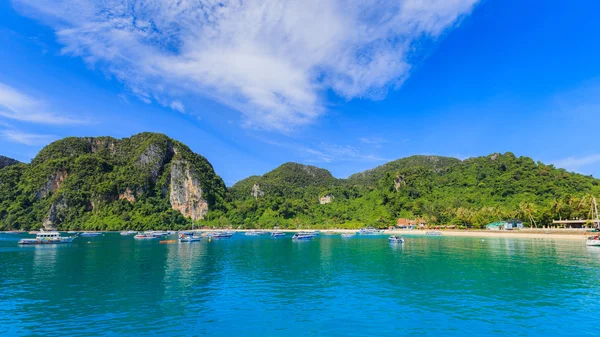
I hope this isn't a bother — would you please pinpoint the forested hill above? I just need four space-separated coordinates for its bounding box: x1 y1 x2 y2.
0 133 227 231
0 155 20 169
1 133 599 230
229 162 339 201
226 152 600 229
347 155 461 186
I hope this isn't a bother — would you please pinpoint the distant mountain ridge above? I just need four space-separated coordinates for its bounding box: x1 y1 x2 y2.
0 155 20 169
1 134 598 230
347 155 462 186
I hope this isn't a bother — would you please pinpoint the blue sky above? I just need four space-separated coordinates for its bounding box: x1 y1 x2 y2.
1 0 600 185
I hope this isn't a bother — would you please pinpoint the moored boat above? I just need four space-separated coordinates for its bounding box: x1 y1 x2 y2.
586 235 600 246
179 234 201 242
426 231 442 236
388 235 404 244
134 232 159 240
341 233 355 238
120 231 138 236
18 230 78 245
270 232 286 238
245 231 263 236
292 233 314 241
356 227 383 235
210 231 234 238
81 232 103 237
148 231 169 238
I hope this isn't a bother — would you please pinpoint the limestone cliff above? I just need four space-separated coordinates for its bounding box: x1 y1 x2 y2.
0 132 226 230
169 160 209 221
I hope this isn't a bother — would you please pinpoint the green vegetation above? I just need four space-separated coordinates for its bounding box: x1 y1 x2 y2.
226 153 600 229
0 155 20 169
1 134 599 231
0 133 226 231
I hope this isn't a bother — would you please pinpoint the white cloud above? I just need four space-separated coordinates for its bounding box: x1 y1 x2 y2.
0 82 84 125
359 137 387 147
0 129 57 145
554 155 600 173
13 0 479 131
169 100 185 114
300 142 387 163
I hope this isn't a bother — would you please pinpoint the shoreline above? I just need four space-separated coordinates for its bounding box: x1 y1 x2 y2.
3 229 594 240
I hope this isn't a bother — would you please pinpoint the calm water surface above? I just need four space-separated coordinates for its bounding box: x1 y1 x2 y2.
1 233 599 336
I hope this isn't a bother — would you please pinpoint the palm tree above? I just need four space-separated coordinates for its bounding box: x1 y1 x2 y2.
519 201 537 228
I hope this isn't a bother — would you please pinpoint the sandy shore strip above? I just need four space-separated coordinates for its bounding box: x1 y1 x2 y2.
206 228 593 240
4 229 595 240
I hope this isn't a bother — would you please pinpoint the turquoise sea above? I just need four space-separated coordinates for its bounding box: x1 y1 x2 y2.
1 233 599 336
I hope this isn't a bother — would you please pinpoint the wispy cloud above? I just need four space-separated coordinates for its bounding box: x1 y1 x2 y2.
554 154 600 173
13 0 479 131
0 129 57 145
0 82 85 125
301 142 387 163
359 137 387 147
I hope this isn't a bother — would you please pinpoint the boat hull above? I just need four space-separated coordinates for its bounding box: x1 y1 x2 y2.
586 240 600 246
18 238 74 245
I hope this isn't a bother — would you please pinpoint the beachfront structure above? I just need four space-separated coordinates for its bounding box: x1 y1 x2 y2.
396 218 426 229
486 220 524 231
551 219 600 228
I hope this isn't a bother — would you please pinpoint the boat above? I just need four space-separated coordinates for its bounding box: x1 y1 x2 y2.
388 235 404 244
179 230 195 236
356 227 384 235
18 230 78 245
425 231 442 236
210 231 234 238
67 231 78 234
341 233 355 238
134 232 159 240
179 234 201 242
270 232 286 238
586 198 600 246
245 231 263 236
148 231 169 238
292 233 314 241
120 231 137 236
297 231 317 237
81 232 103 237
587 235 600 246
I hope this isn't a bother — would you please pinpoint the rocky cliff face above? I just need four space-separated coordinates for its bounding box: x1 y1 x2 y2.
36 169 68 199
169 160 209 221
0 133 226 230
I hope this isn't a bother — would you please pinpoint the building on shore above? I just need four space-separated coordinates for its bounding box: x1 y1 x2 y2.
551 219 600 229
486 220 524 231
396 218 426 230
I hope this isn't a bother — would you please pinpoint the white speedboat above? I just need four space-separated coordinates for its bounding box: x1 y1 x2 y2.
81 232 103 237
388 235 404 244
120 231 137 236
18 230 78 245
148 231 169 238
134 233 159 240
179 234 201 242
341 233 355 238
586 235 600 246
292 233 314 241
356 227 383 235
426 231 442 236
210 231 234 238
270 232 286 238
245 231 263 236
